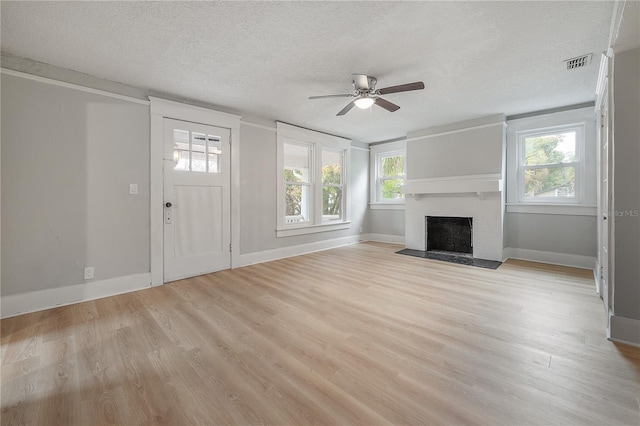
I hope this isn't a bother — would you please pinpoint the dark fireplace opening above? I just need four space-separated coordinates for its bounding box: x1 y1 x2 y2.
426 216 473 255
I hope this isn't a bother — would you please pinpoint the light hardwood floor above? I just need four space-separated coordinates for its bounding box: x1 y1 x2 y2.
2 242 639 425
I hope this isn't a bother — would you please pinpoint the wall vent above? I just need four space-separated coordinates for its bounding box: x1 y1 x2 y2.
565 54 592 70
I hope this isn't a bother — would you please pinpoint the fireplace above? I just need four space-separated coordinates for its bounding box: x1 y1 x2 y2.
403 188 503 261
398 211 500 269
426 216 473 255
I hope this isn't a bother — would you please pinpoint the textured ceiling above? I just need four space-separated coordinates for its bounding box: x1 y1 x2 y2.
1 1 615 143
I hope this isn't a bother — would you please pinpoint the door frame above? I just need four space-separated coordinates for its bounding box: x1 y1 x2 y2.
595 52 614 334
149 97 241 286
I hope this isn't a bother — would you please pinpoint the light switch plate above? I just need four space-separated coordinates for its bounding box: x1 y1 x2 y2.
129 183 138 195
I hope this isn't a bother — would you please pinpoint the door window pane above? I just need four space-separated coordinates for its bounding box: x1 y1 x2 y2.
173 129 223 173
207 136 221 173
191 133 207 172
173 129 190 171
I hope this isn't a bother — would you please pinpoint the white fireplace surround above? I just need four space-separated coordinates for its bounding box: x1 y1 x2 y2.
403 174 504 262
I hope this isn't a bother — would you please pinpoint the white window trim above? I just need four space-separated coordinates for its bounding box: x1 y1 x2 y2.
506 107 597 216
276 122 351 237
369 140 406 209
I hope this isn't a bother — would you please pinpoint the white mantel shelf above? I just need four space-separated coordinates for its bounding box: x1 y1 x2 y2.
402 174 503 196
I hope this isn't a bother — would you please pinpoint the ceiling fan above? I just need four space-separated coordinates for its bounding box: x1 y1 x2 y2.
309 74 425 116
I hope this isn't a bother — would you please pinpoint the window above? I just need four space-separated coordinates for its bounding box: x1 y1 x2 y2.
277 123 351 237
517 124 583 203
322 149 344 221
506 107 597 216
283 142 311 224
369 140 406 209
378 152 405 201
173 129 221 173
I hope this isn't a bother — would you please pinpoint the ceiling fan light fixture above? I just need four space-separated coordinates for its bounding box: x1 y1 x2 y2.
309 74 424 115
354 96 375 109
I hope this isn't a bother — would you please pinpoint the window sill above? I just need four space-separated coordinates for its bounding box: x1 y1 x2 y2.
276 221 351 237
506 203 596 216
369 203 405 210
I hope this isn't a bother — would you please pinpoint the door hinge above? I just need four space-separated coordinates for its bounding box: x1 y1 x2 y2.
229 243 232 253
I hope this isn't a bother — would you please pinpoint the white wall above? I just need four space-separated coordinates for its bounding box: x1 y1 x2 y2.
504 213 596 257
407 115 505 179
612 47 640 324
1 74 150 297
368 209 405 237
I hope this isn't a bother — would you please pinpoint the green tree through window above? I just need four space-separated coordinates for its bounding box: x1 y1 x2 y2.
523 131 576 198
284 169 303 216
322 164 341 216
379 154 405 200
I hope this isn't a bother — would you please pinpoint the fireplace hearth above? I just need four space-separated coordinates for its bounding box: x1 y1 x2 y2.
396 248 502 269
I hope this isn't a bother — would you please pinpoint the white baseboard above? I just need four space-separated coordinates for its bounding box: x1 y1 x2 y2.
503 247 596 270
609 315 640 347
1 273 151 319
362 233 406 245
237 235 363 267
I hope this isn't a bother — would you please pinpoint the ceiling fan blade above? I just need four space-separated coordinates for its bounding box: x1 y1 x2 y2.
352 74 370 90
308 94 353 100
374 97 401 112
377 81 425 95
336 101 356 116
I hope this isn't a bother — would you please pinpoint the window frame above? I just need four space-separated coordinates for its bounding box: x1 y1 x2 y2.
283 140 313 225
505 107 597 217
369 140 406 210
321 147 345 223
516 123 585 205
276 122 351 237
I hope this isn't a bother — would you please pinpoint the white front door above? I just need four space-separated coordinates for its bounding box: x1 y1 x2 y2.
163 118 231 283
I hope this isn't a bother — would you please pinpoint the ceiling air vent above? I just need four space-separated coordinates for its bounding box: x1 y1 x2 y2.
565 54 592 70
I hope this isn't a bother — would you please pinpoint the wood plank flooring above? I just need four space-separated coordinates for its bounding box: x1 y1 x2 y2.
2 242 639 425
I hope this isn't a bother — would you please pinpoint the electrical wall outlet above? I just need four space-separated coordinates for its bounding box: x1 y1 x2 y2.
129 183 138 195
84 266 95 280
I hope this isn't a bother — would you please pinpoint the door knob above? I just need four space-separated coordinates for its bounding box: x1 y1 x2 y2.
165 202 172 208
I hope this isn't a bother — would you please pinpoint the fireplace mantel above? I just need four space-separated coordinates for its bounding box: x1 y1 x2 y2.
402 173 503 196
